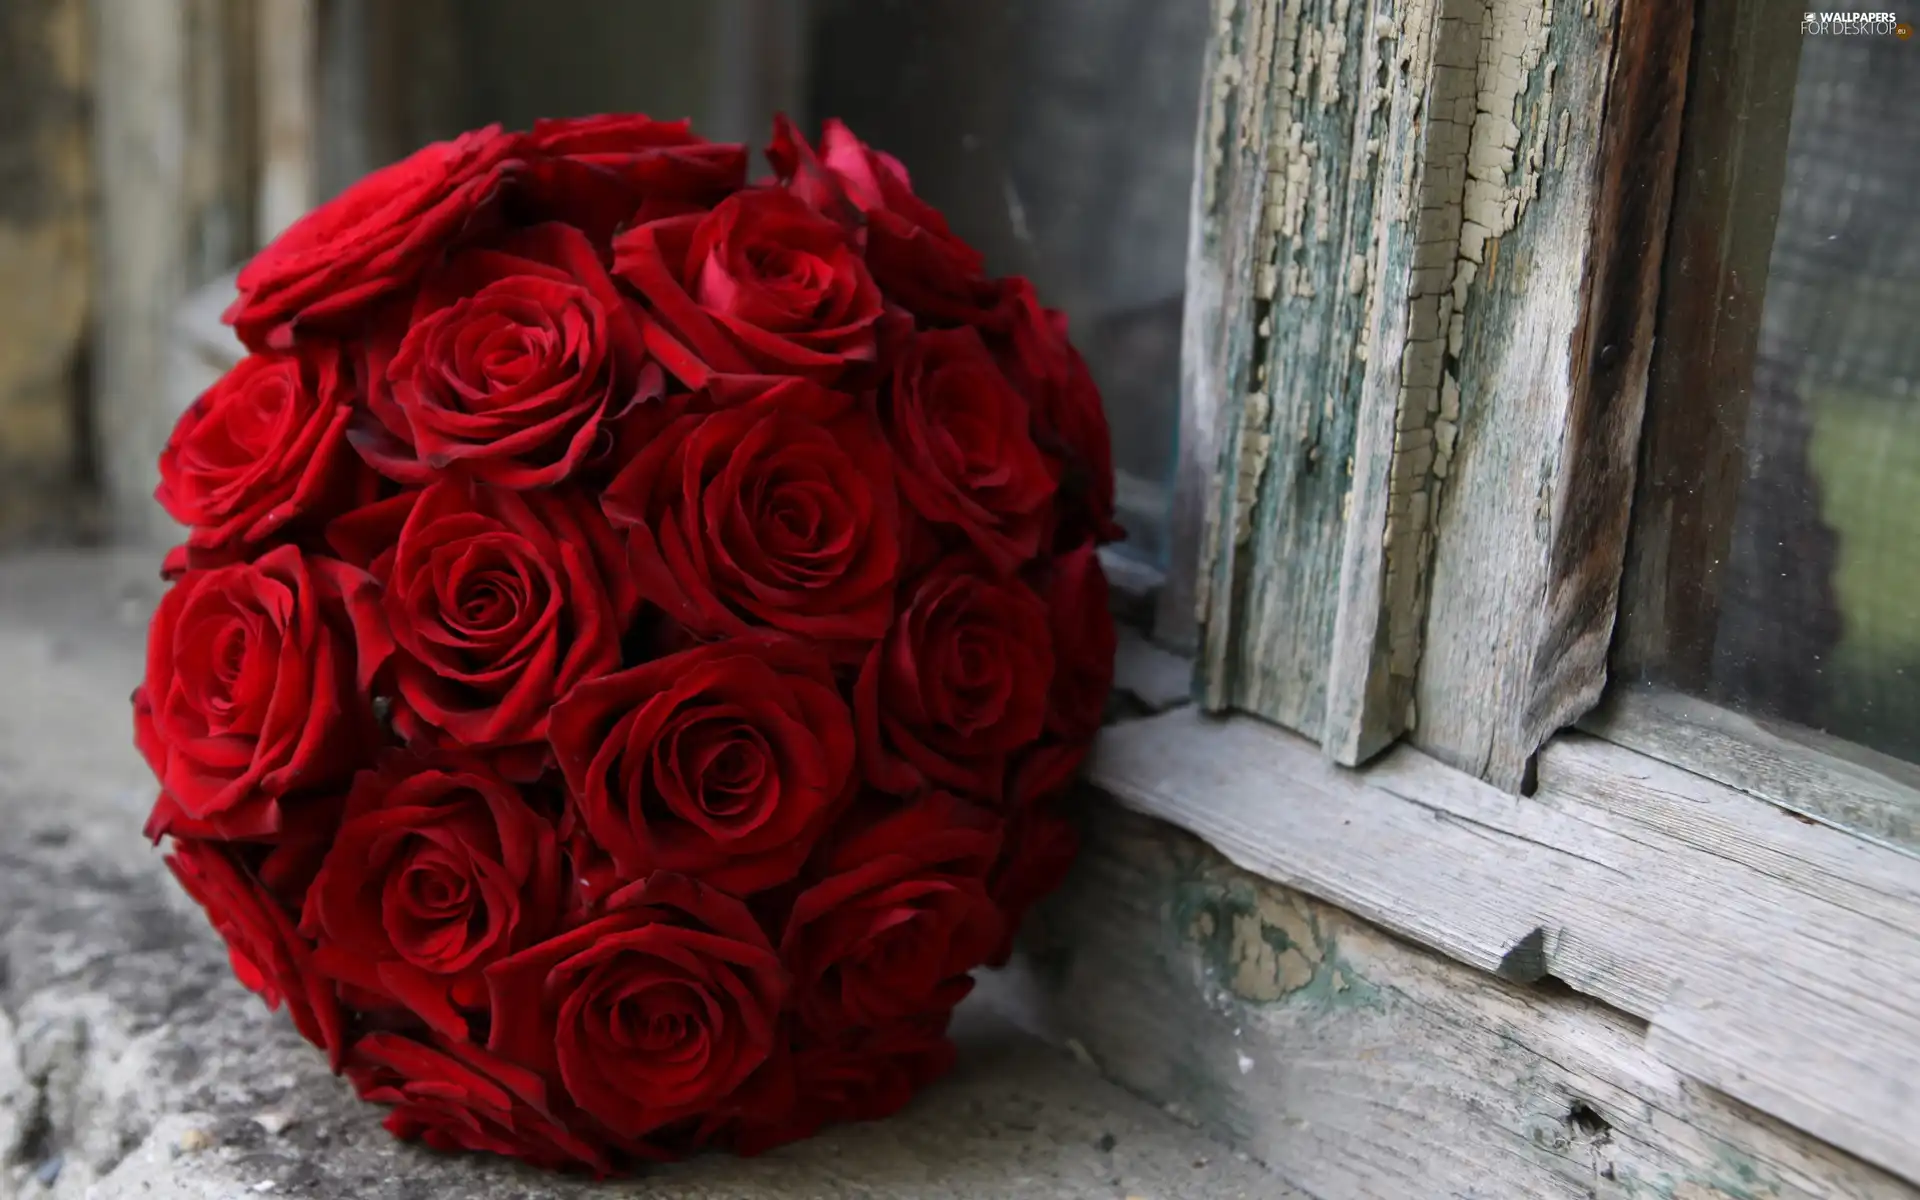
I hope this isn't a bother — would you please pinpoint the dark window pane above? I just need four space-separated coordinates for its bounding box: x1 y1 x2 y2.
1653 32 1920 763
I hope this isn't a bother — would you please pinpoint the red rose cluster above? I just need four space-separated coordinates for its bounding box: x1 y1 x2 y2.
136 114 1118 1173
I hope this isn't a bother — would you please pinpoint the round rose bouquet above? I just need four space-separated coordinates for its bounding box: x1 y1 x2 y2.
136 114 1118 1173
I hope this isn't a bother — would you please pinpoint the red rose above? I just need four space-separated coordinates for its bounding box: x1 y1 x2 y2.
134 546 384 839
348 1033 611 1175
601 379 901 651
485 873 786 1140
301 753 563 1038
991 282 1121 545
352 222 662 490
549 634 854 895
345 478 634 776
1005 739 1091 812
166 838 346 1065
226 126 520 350
732 1014 957 1154
985 743 1089 965
1042 542 1116 740
521 114 747 235
856 557 1054 801
557 810 623 924
157 347 375 558
879 328 1056 575
984 800 1080 967
781 793 1002 1033
144 787 345 915
769 117 1001 328
613 187 885 387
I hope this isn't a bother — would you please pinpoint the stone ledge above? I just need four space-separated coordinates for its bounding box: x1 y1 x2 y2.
0 550 1284 1200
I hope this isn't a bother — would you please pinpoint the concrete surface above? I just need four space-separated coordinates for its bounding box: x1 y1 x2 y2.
0 550 1286 1200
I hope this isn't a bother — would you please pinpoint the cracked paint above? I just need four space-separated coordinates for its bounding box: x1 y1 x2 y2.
1379 0 1555 706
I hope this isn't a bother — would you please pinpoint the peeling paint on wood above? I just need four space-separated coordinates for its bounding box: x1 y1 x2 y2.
1332 0 1571 766
1409 0 1691 789
1191 0 1682 776
1194 0 1415 736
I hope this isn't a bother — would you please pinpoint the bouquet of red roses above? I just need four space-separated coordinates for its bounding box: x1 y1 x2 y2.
134 114 1118 1172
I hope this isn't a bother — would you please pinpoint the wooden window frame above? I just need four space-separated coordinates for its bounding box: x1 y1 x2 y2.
1098 0 1920 1187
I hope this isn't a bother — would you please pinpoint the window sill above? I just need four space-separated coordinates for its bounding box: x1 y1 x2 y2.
1582 684 1920 858
1089 704 1920 1186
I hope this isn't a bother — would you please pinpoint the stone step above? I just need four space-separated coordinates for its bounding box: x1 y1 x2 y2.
0 550 1290 1200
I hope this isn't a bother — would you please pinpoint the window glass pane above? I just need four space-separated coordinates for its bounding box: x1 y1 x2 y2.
1662 31 1920 763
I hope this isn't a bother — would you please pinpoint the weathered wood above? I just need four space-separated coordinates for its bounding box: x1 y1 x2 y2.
1406 0 1691 790
1193 0 1415 740
1538 739 1920 1183
1583 686 1920 855
986 803 1918 1199
0 0 95 545
1090 706 1920 1183
1519 0 1694 755
1186 0 1687 779
1610 1 1801 689
1319 0 1475 767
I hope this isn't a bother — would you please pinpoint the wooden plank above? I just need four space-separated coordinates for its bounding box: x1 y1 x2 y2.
1583 686 1920 855
1544 725 1920 921
1409 0 1691 790
985 805 1917 1200
1610 0 1801 689
1187 0 1283 700
1520 0 1694 755
1090 706 1920 1183
1321 0 1475 765
1186 0 1686 774
1192 0 1462 745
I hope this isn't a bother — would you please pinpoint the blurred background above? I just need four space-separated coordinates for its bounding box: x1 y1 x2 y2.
0 0 1205 566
